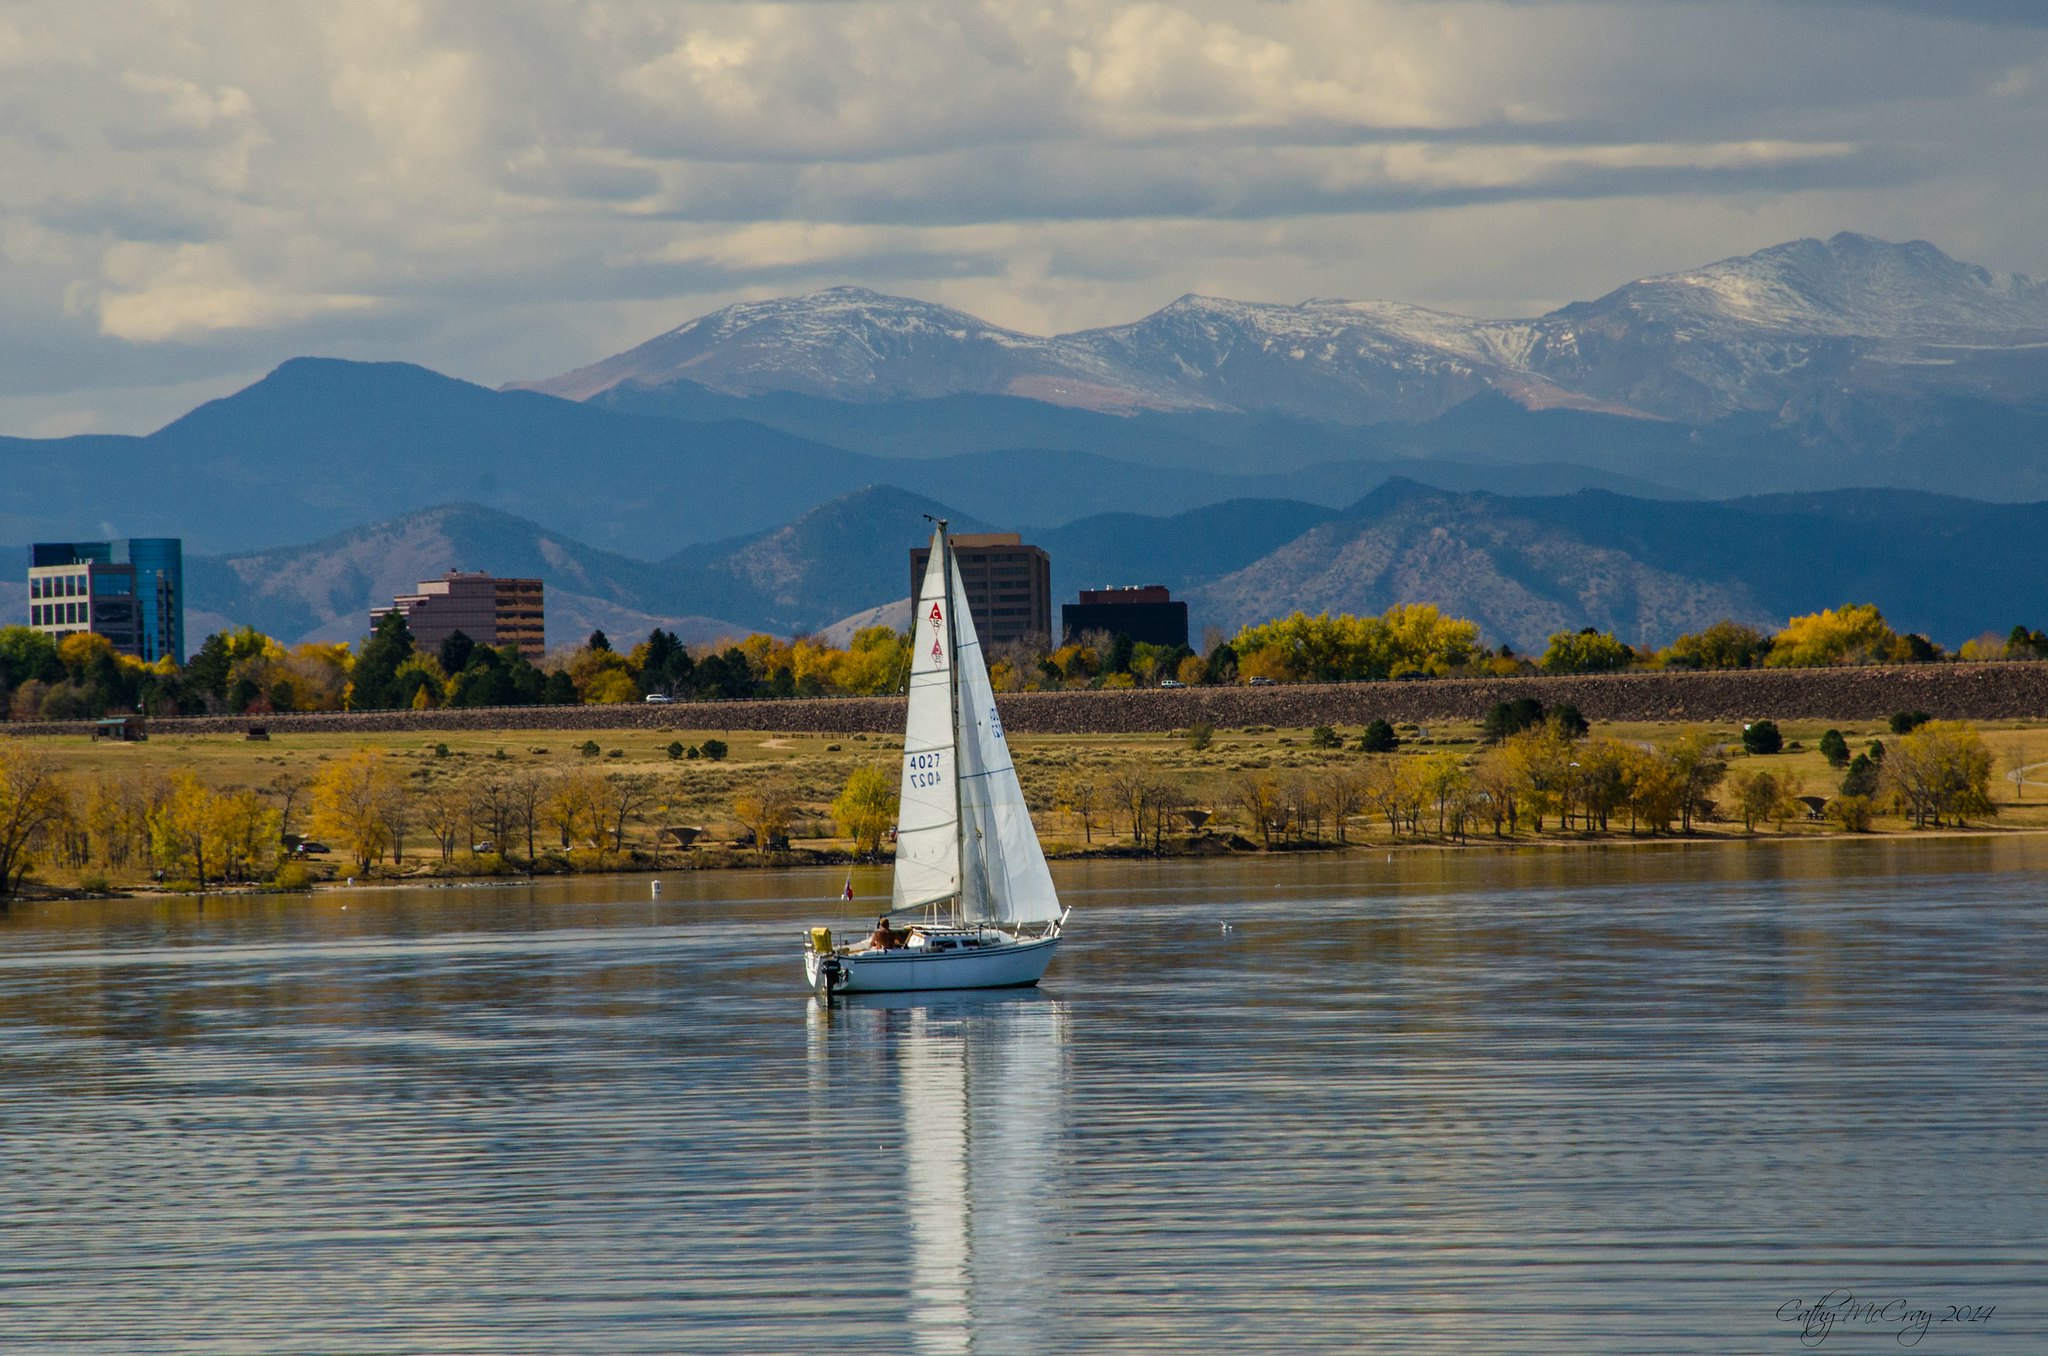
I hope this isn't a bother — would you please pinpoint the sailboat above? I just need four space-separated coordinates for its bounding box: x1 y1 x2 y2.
805 520 1067 993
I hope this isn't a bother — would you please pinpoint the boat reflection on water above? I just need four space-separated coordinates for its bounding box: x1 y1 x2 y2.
806 991 1070 1353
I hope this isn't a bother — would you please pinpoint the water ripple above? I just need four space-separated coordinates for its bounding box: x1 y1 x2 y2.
0 839 2043 1352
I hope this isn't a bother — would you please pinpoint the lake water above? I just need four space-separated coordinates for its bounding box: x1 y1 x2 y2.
1 839 2043 1353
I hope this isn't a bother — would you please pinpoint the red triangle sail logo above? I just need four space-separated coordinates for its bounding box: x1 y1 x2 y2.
928 602 943 624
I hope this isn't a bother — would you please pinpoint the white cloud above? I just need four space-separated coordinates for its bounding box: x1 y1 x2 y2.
0 0 2037 431
92 242 376 342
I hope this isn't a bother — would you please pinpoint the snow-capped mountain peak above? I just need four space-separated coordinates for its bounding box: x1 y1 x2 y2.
511 235 2048 424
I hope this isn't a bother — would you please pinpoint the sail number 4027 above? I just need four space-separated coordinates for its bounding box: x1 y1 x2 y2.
906 750 946 789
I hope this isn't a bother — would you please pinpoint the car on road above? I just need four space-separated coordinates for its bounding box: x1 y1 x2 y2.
1159 678 1185 688
644 693 675 703
1247 676 1277 686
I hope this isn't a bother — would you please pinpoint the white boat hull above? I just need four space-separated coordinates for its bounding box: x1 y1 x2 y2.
807 934 1059 993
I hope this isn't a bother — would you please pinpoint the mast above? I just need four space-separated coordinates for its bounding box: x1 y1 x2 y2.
940 520 966 924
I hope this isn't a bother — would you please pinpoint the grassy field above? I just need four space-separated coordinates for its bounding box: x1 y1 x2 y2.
14 711 2048 897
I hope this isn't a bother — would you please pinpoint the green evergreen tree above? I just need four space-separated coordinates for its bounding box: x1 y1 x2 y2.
1104 632 1135 676
438 630 476 676
1357 719 1399 753
350 611 416 710
185 631 234 701
1841 753 1880 798
1548 704 1590 738
1482 698 1546 743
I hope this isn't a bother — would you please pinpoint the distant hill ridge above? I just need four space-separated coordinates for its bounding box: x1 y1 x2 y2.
147 482 2048 656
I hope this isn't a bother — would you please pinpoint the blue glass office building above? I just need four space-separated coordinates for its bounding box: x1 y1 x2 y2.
124 538 184 663
25 538 183 662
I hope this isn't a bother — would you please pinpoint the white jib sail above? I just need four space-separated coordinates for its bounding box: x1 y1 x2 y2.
892 533 961 912
949 555 1063 928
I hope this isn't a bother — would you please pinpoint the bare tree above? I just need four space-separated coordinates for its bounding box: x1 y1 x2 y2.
1149 778 1191 854
1232 772 1283 849
379 777 416 867
1105 770 1154 845
509 770 550 861
421 773 467 862
1325 767 1365 844
599 773 658 853
467 771 519 857
268 770 308 841
1055 774 1100 844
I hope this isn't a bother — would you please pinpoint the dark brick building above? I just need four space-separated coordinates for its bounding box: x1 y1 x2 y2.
1062 585 1188 648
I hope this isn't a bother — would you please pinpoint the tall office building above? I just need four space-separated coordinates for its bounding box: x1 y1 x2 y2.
372 572 546 660
26 538 183 662
909 533 1052 647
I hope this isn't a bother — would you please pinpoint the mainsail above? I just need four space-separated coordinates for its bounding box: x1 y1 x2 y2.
891 537 960 911
890 527 1062 928
947 555 1063 928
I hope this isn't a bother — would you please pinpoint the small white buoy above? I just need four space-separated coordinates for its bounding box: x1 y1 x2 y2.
651 880 663 897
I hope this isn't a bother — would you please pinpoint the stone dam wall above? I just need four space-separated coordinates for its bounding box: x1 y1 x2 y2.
13 663 2048 741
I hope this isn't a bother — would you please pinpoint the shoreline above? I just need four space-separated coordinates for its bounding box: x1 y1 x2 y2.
21 821 2047 907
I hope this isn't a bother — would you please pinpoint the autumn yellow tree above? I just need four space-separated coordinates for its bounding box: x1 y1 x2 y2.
1233 606 1479 682
83 778 149 870
1729 769 1798 831
1359 756 1426 836
831 627 912 695
1415 751 1468 836
545 768 608 850
832 766 899 858
311 749 401 872
1880 721 1996 828
213 790 281 881
732 779 799 856
1666 730 1729 832
1619 745 1684 833
147 771 220 884
1572 738 1633 831
1766 605 1897 668
1497 726 1573 831
0 739 71 895
1470 748 1521 836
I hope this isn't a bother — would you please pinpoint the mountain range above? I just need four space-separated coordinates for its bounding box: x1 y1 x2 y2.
2 233 2044 567
6 231 2048 656
518 231 2048 429
75 480 2048 657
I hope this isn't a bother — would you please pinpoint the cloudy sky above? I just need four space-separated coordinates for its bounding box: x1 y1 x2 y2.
1 0 2043 436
